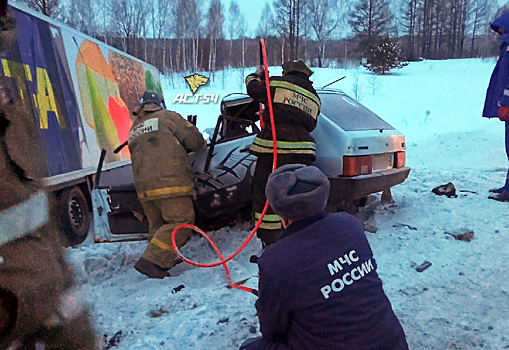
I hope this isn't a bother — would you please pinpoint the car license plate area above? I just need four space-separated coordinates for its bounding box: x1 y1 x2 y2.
372 153 392 171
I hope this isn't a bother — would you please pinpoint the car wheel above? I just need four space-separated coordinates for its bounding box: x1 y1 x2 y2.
58 186 91 246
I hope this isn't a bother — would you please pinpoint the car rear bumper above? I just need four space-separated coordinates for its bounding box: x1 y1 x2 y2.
328 167 411 202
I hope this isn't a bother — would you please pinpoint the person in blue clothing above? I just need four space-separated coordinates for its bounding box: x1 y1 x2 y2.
483 11 509 202
240 164 408 350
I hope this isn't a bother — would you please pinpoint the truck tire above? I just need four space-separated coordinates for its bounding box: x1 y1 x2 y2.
58 186 90 246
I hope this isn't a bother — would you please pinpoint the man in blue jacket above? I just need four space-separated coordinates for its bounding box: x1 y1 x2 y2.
240 164 408 350
483 11 509 202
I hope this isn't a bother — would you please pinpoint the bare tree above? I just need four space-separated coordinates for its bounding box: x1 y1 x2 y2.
307 0 340 67
416 0 469 58
176 0 199 71
110 0 135 52
349 0 395 38
239 13 247 67
207 0 224 73
256 3 276 39
22 0 59 16
349 0 395 53
226 1 240 67
467 0 494 57
401 0 423 60
150 0 175 70
108 0 149 55
273 0 307 60
65 0 94 34
94 0 113 45
131 0 150 59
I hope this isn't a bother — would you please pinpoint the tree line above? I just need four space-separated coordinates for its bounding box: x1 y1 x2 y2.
14 0 509 73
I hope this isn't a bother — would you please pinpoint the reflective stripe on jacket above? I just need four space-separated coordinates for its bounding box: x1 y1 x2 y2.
0 192 48 245
250 137 316 156
254 212 282 231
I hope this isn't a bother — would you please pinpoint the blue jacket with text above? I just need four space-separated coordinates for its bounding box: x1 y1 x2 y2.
243 211 408 350
483 12 509 118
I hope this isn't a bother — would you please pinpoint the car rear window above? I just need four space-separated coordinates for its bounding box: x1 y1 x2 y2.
318 91 395 131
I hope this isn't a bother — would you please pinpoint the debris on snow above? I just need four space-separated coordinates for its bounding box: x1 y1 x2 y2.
149 308 169 318
217 317 229 325
415 261 432 272
364 224 378 233
446 230 474 242
102 330 122 349
393 223 418 230
431 182 457 198
171 284 185 294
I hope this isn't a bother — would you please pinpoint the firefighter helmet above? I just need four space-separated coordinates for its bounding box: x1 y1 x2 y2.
139 91 165 108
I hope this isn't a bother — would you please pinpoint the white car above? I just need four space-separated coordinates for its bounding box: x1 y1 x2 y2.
92 89 410 242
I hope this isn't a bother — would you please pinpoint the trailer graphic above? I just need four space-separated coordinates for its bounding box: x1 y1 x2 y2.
1 3 163 245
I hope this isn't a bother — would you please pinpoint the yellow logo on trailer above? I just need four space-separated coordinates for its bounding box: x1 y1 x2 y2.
1 58 61 129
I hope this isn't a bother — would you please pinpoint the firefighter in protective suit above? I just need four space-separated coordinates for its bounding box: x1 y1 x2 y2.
129 91 206 279
0 2 97 348
245 60 321 246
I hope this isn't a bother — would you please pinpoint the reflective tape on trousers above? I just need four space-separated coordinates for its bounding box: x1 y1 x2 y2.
0 191 48 245
250 137 316 155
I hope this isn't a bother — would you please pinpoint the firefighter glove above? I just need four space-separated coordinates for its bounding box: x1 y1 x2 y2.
498 105 509 121
254 67 265 78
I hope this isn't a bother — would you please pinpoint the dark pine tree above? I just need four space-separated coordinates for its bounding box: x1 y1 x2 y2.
363 36 408 74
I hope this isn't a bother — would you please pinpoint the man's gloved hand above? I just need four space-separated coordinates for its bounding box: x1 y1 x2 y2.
498 105 509 121
254 67 265 78
245 67 265 85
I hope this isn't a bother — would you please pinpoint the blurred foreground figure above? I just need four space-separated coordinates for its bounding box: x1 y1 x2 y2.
483 11 509 202
0 3 97 348
240 164 408 350
128 91 206 278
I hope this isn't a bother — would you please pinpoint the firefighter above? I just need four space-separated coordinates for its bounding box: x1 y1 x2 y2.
245 60 321 246
129 91 206 279
0 3 97 348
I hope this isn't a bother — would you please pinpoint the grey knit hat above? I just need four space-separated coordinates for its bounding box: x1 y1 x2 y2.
265 164 330 221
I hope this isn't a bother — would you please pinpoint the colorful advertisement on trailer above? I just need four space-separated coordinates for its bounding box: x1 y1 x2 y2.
0 4 163 177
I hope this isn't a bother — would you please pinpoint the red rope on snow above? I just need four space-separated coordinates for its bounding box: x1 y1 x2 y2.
171 39 277 295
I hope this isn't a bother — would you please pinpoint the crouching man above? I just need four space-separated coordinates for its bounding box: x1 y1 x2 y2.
240 164 408 350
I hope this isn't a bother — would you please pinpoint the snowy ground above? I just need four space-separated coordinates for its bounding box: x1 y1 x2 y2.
67 58 509 350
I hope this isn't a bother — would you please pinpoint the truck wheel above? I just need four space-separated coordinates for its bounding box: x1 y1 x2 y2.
58 186 90 246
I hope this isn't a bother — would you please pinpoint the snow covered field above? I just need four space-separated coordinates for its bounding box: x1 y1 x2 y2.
66 58 509 350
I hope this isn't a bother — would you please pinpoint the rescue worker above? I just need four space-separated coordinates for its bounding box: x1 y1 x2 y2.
240 164 409 350
483 10 509 202
0 2 97 348
245 60 321 246
129 91 206 279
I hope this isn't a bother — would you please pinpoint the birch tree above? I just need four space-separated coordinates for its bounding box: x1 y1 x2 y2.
207 0 224 72
307 0 340 67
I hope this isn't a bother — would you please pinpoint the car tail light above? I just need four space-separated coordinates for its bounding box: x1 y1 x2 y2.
343 156 372 176
393 151 406 168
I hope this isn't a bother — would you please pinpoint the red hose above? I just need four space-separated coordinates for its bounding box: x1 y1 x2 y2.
171 39 277 294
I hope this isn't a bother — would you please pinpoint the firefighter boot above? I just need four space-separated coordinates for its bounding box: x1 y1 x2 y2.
134 258 171 279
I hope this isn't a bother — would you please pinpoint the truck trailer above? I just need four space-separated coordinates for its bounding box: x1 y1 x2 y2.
1 2 164 245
